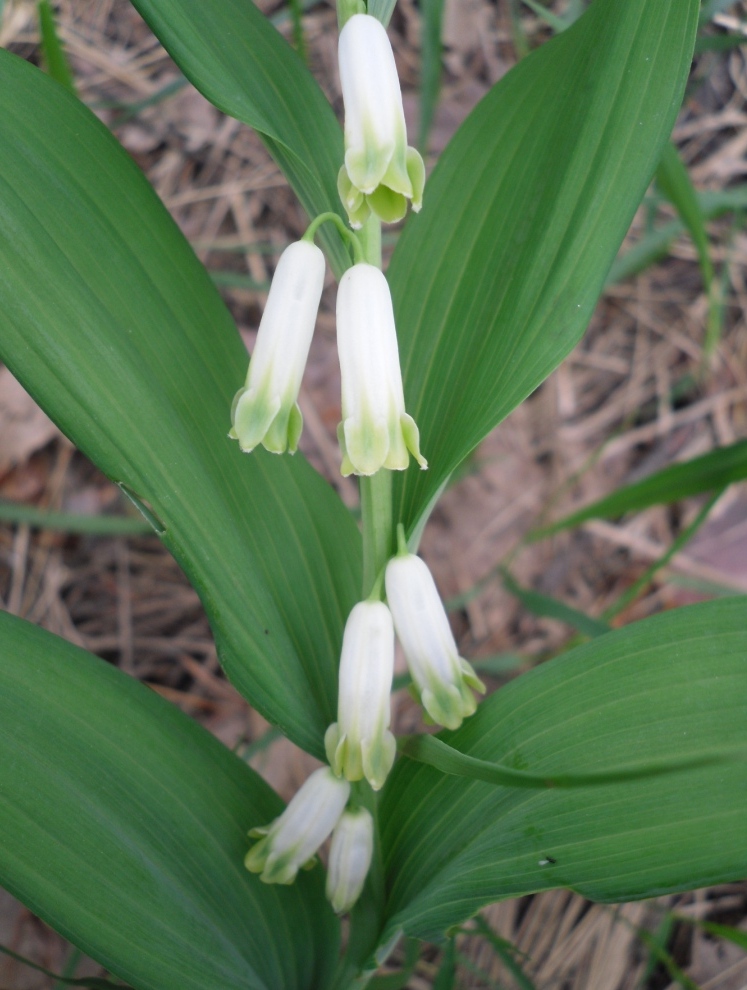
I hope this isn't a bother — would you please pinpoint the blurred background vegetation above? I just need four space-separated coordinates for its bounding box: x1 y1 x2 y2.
0 0 746 986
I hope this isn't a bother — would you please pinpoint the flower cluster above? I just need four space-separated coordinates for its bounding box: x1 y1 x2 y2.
240 11 483 917
327 550 485 794
244 547 484 912
229 14 426 474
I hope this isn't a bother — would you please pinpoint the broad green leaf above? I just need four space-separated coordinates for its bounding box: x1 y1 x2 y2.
390 0 699 531
127 0 349 274
534 439 747 538
378 599 747 944
0 610 339 990
0 51 361 758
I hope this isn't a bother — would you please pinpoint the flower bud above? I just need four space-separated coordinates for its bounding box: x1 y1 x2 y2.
325 601 396 791
244 767 350 885
385 553 486 730
337 14 425 227
326 807 374 913
336 263 426 476
230 240 325 454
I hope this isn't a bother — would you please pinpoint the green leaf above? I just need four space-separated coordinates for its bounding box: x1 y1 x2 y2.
695 32 747 53
0 944 121 989
0 498 152 535
0 610 339 990
601 489 722 621
38 0 77 94
467 918 537 990
656 142 713 290
367 0 397 27
0 51 361 758
634 927 700 990
501 569 610 638
432 940 457 990
533 440 747 538
677 917 747 951
127 0 349 274
520 0 567 33
699 0 738 24
655 142 721 356
418 0 445 153
389 0 699 532
378 598 747 944
397 732 741 789
608 185 747 284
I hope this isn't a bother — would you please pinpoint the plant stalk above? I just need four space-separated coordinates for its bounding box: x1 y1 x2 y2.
358 214 392 599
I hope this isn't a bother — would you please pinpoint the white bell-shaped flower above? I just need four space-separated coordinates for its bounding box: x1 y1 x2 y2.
325 601 396 791
326 806 374 913
336 263 426 476
337 13 425 227
385 552 486 730
230 240 325 454
245 767 350 885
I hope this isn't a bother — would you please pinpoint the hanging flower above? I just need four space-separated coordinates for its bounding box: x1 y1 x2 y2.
230 240 325 454
325 600 397 791
385 551 485 730
326 806 374 913
336 263 426 476
245 767 350 885
337 13 425 227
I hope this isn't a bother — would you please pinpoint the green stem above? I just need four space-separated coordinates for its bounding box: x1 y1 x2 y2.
337 0 365 31
303 211 364 264
358 214 382 268
361 471 393 599
340 214 391 986
358 214 392 600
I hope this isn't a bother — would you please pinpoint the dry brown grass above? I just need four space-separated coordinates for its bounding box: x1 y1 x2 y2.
1 0 746 986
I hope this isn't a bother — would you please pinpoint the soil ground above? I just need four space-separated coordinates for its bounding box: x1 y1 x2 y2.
1 0 746 987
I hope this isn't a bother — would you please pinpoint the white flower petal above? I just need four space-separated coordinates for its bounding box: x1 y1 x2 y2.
325 601 396 790
326 807 374 913
337 14 425 224
385 553 485 730
336 264 426 476
245 767 350 885
231 240 324 454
